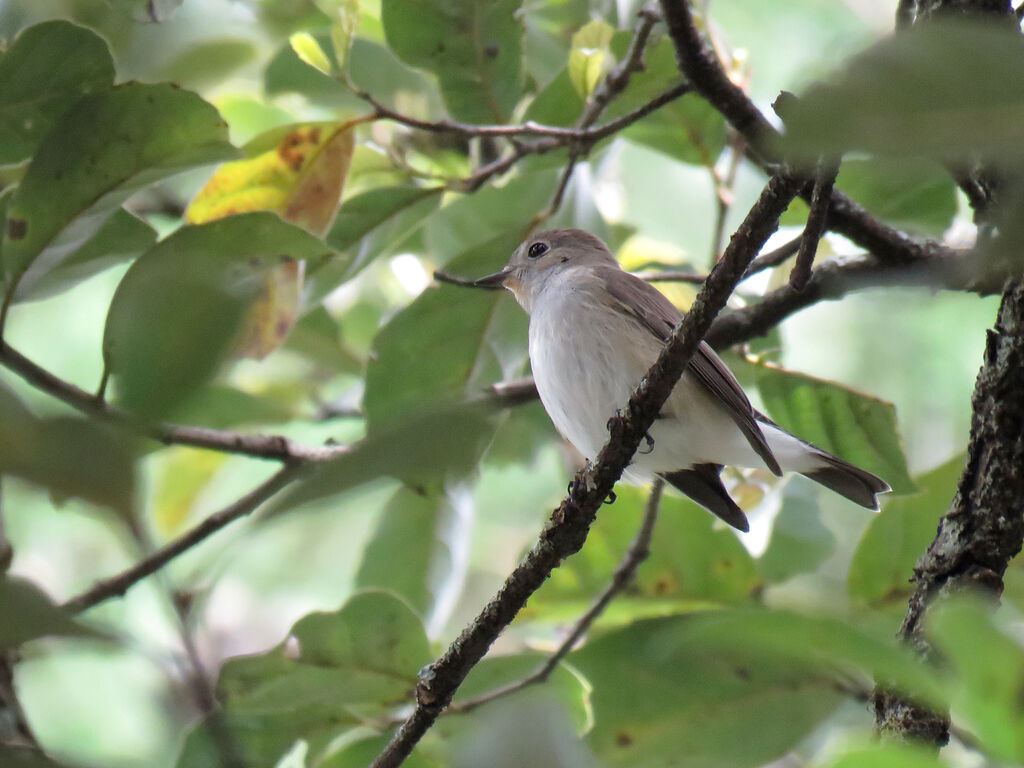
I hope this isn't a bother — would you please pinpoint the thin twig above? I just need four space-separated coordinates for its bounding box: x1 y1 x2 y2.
657 0 948 268
170 592 247 768
369 173 802 768
450 479 664 714
62 465 301 614
790 161 839 290
0 340 347 463
742 235 803 278
710 131 746 262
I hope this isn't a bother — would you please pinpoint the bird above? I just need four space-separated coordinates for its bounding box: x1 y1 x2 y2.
471 228 890 532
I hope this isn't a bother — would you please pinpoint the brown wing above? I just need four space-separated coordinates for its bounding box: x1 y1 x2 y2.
598 267 782 476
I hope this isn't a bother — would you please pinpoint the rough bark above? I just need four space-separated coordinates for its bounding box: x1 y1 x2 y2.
874 279 1024 743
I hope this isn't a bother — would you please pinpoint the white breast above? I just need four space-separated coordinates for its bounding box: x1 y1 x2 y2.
526 269 778 480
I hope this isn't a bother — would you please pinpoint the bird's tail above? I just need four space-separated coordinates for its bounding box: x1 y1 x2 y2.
758 417 891 510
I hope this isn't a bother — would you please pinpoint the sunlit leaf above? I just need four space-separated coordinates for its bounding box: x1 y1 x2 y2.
381 0 524 123
102 213 330 417
152 447 230 538
753 360 915 494
0 576 100 649
782 20 1024 162
569 19 614 102
848 457 961 604
327 0 362 70
290 32 334 75
0 20 114 165
1 82 236 299
161 39 257 89
186 123 354 357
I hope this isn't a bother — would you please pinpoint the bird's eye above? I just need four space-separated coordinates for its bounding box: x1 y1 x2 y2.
527 242 549 259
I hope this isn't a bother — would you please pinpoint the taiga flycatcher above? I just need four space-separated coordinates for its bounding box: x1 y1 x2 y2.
472 228 889 532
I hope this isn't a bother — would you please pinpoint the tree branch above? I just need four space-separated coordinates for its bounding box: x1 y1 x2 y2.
369 172 802 768
873 278 1024 744
657 0 949 267
449 479 664 715
62 465 301 614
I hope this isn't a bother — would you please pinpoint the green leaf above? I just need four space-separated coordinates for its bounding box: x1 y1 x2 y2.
179 591 431 768
835 157 957 239
782 21 1024 162
2 82 237 298
531 487 758 625
928 599 1024 762
381 0 524 123
822 744 948 768
754 361 915 494
572 609 942 768
311 184 444 292
355 486 453 618
0 383 137 517
102 212 331 417
13 208 156 303
267 403 496 515
605 36 725 167
449 653 592 734
0 20 115 166
848 457 961 604
0 576 100 649
0 745 76 768
327 0 362 70
290 32 334 75
758 483 835 583
363 229 529 432
568 19 614 102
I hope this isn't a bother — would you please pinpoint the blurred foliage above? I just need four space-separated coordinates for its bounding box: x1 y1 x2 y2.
0 2 1015 768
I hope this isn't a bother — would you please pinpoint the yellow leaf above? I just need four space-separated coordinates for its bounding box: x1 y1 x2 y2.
153 447 228 538
185 123 356 358
569 19 614 101
289 32 333 75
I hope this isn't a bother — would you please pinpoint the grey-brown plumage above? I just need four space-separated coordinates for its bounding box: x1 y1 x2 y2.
473 228 891 531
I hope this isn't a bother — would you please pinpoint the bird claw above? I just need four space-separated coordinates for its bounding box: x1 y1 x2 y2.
638 432 655 455
604 490 617 504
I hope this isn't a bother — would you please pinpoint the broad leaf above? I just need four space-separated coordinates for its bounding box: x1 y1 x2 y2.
102 213 330 417
267 403 496 515
0 383 137 517
311 184 444 293
753 361 915 494
0 576 100 649
13 208 156 303
363 229 529 432
822 744 948 768
381 0 524 123
848 457 961 604
928 599 1024 762
0 21 114 166
2 82 236 298
178 591 431 768
758 482 835 583
782 21 1024 162
569 20 614 102
186 122 355 357
835 157 957 239
572 610 942 768
530 487 758 625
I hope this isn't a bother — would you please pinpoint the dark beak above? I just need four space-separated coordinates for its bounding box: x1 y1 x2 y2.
471 267 512 290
